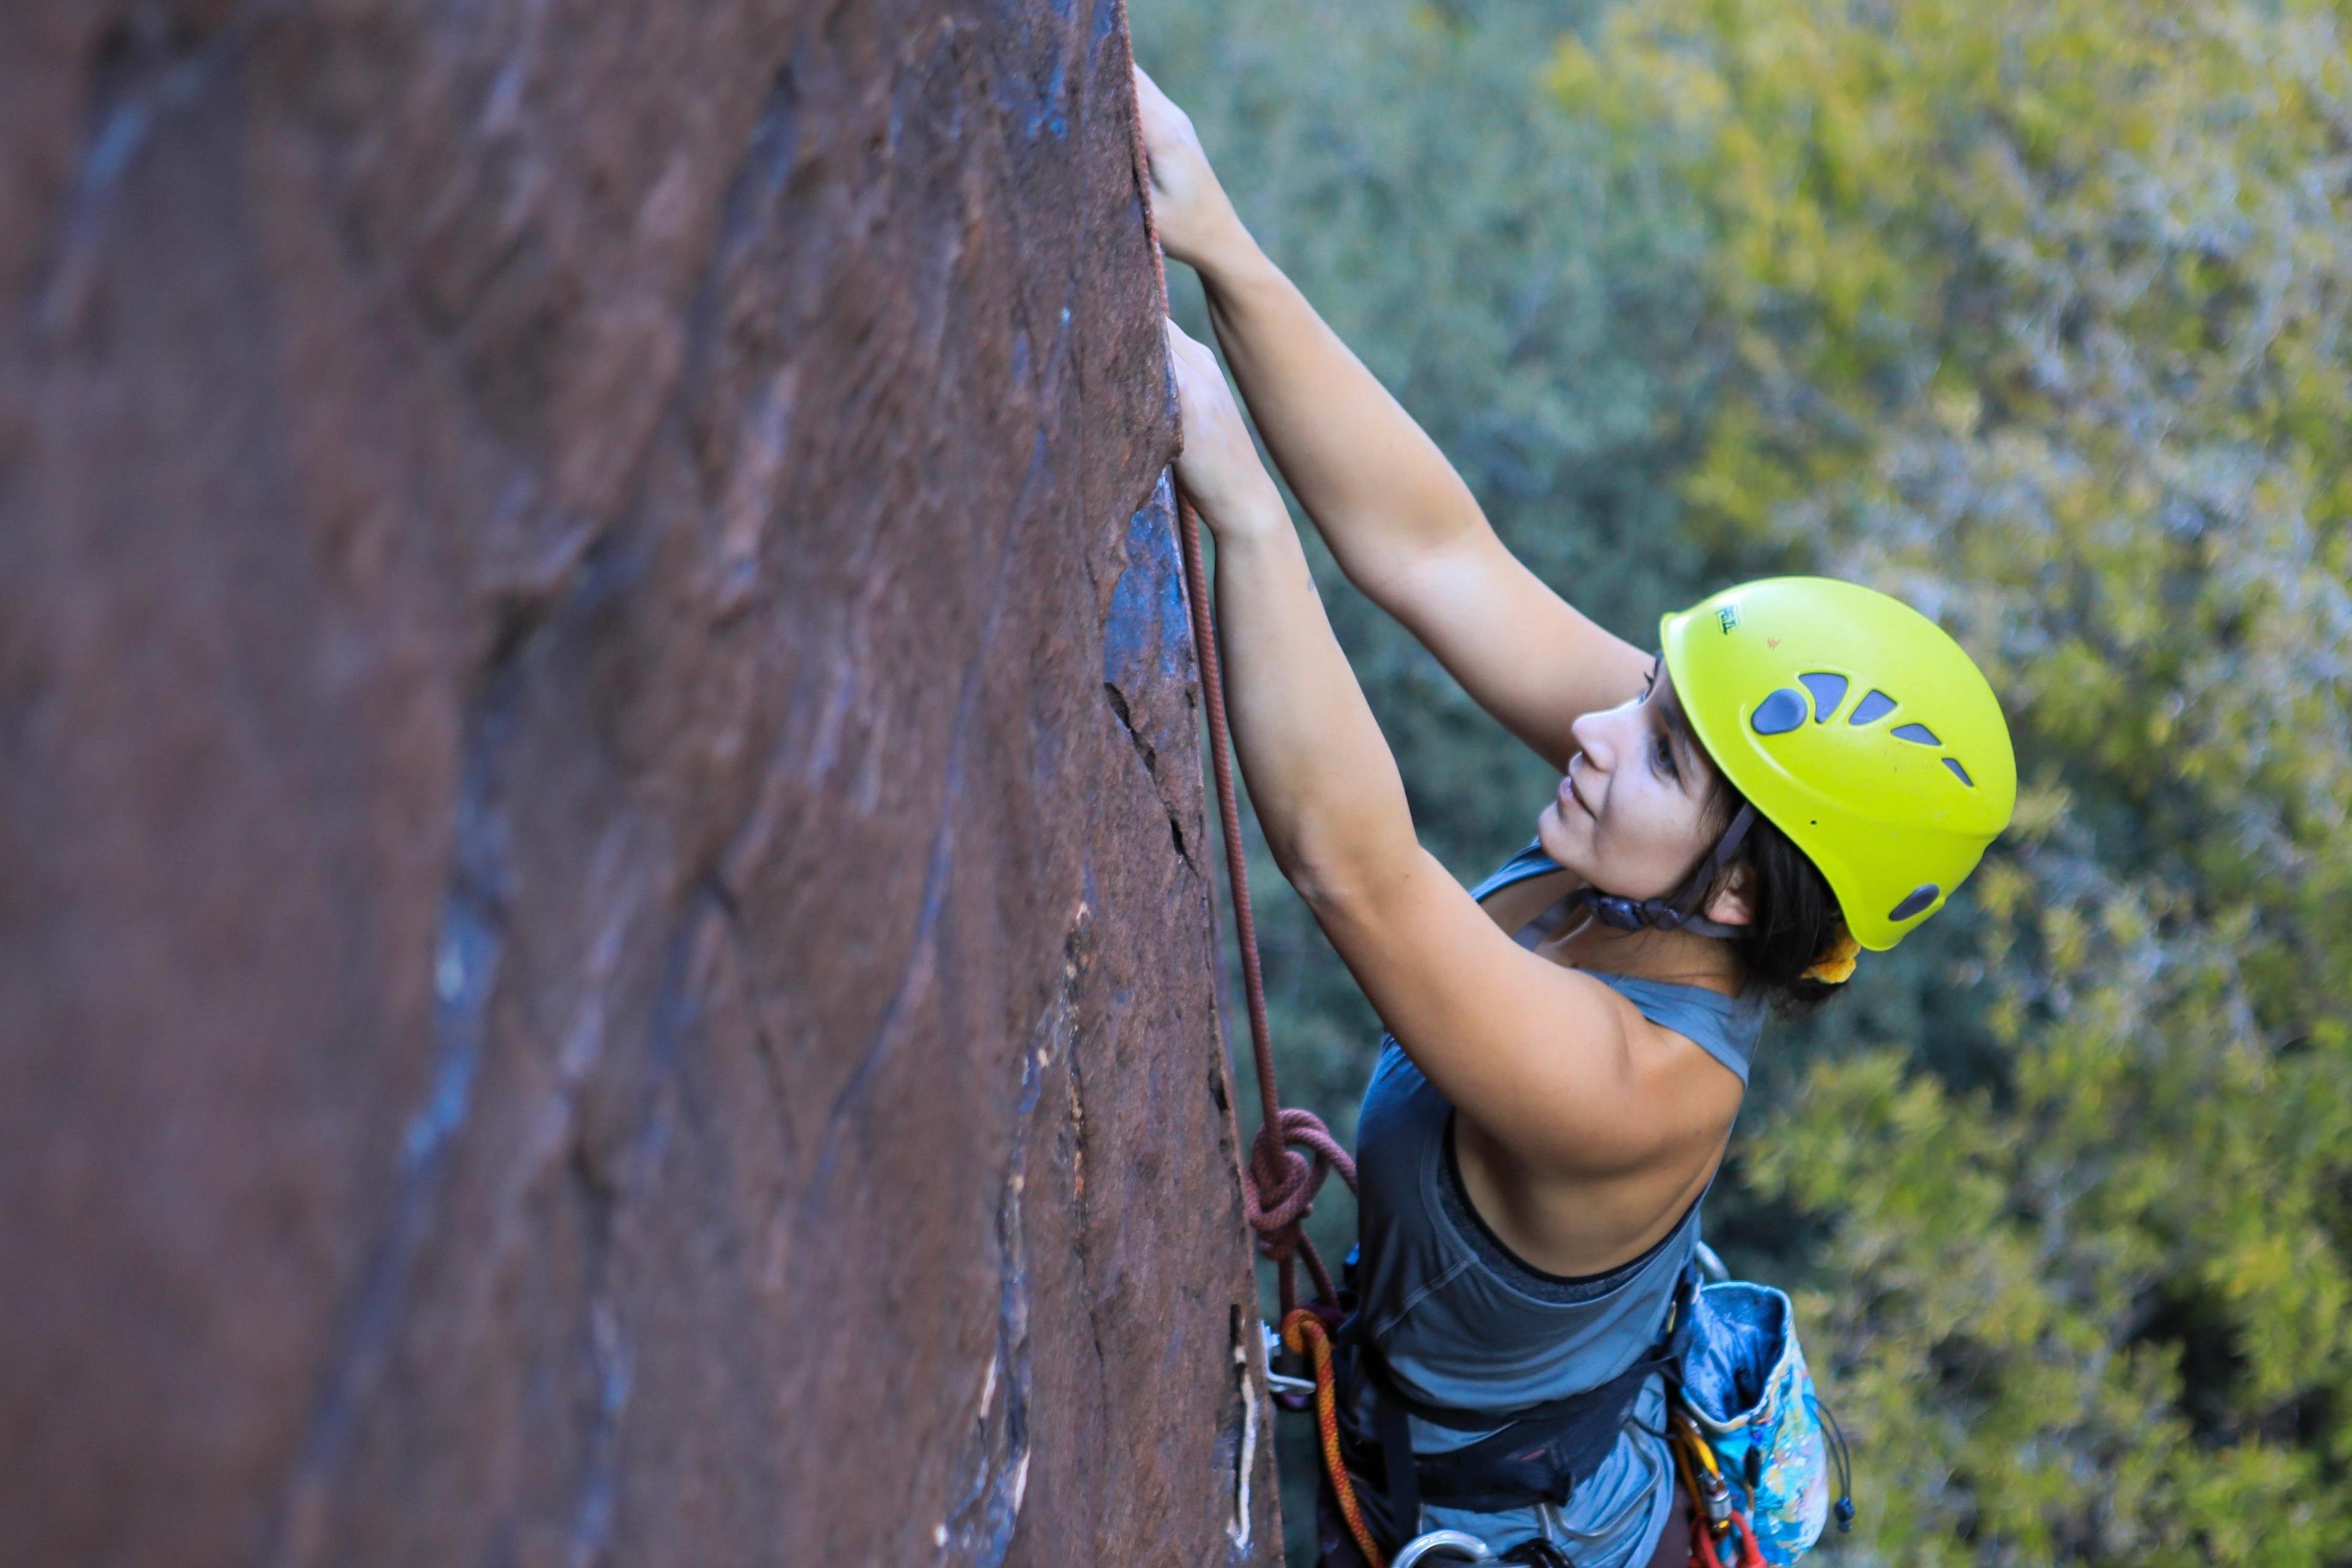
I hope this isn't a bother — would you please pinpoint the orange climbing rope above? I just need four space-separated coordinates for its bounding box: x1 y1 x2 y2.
1283 1308 1388 1568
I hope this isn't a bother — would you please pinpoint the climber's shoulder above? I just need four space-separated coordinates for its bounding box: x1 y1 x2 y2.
1305 850 1738 1174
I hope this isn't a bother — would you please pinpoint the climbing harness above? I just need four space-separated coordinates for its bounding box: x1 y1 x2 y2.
1339 1268 1700 1525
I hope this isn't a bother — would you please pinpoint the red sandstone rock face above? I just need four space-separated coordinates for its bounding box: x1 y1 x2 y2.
0 1 1280 1562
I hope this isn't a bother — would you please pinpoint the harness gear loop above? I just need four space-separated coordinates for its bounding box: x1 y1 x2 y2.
1284 1308 1389 1568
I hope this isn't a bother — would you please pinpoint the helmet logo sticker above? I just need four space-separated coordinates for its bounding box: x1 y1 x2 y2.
1848 690 1898 726
1717 604 1741 633
1750 689 1808 735
1798 673 1847 721
1889 884 1940 922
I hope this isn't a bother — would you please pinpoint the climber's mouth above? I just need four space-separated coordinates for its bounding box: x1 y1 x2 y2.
1558 764 1594 819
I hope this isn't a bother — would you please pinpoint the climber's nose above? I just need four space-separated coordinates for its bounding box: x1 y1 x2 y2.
1568 704 1624 778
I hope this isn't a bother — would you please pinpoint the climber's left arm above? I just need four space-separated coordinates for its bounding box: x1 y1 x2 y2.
1171 323 1733 1182
1167 320 1423 908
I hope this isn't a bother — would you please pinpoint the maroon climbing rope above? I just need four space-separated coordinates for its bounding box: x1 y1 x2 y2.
1174 502 1355 1316
1120 42 1355 1319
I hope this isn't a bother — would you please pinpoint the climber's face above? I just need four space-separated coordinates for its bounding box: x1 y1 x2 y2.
1536 658 1730 900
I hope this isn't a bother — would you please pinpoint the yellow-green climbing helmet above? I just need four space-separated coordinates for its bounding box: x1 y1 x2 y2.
1660 577 2016 951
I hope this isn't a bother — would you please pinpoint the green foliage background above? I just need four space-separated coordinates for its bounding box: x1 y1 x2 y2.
1131 0 2352 1562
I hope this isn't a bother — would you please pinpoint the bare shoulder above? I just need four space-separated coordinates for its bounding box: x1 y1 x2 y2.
1610 1008 1749 1160
1309 851 1732 1171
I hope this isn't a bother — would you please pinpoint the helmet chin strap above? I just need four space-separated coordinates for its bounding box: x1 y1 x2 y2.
1568 802 1757 941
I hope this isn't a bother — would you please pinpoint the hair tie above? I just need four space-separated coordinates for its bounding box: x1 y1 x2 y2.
1801 926 1861 985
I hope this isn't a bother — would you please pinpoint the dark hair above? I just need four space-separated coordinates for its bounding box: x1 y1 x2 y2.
1675 712 1849 1016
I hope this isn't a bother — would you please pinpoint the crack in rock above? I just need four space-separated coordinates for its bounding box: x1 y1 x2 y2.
1101 472 1202 875
260 624 524 1568
933 907 1095 1565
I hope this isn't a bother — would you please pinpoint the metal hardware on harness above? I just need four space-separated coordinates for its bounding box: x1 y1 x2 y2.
1697 1464 1735 1532
1392 1529 1497 1567
1259 1322 1317 1400
1265 1371 1317 1399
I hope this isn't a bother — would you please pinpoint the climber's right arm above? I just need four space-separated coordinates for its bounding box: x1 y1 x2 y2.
1134 67 1650 772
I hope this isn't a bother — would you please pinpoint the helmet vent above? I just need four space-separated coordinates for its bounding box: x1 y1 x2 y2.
1849 690 1898 726
1889 884 1940 921
1750 689 1809 735
1943 757 1974 786
1891 722 1941 745
1798 673 1847 722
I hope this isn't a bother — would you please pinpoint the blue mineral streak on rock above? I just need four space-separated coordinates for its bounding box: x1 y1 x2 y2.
1101 478 1191 693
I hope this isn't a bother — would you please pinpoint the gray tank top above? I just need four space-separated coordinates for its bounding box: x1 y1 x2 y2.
1345 842 1767 1562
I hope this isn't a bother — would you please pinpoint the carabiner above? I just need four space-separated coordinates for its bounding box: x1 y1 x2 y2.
1392 1528 1498 1566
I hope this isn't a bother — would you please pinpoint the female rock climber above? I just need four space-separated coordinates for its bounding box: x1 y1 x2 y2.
1133 66 2015 1568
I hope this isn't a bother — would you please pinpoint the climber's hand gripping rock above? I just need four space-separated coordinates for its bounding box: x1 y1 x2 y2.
1166 318 1284 538
1133 65 1247 269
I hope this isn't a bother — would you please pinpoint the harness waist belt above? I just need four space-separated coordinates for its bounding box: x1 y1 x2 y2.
1338 1267 1696 1536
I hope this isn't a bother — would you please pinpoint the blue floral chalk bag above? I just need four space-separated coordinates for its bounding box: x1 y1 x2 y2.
1676 1281 1854 1565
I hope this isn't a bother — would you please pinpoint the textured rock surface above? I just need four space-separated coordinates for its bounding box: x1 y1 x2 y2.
0 1 1278 1562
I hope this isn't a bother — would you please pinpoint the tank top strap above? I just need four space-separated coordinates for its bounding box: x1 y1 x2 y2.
1466 838 1566 904
1586 971 1766 1087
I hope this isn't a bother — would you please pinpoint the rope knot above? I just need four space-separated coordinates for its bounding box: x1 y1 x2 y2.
1240 1108 1356 1262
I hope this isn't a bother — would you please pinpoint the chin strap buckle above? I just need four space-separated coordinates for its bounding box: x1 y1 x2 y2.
1583 892 1648 931
1572 803 1760 941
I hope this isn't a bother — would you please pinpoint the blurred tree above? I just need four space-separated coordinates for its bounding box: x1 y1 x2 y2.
1561 0 2352 1559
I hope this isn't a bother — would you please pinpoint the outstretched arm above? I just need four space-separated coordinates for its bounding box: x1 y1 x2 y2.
1163 315 1419 910
1165 319 1735 1178
1136 66 1651 769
